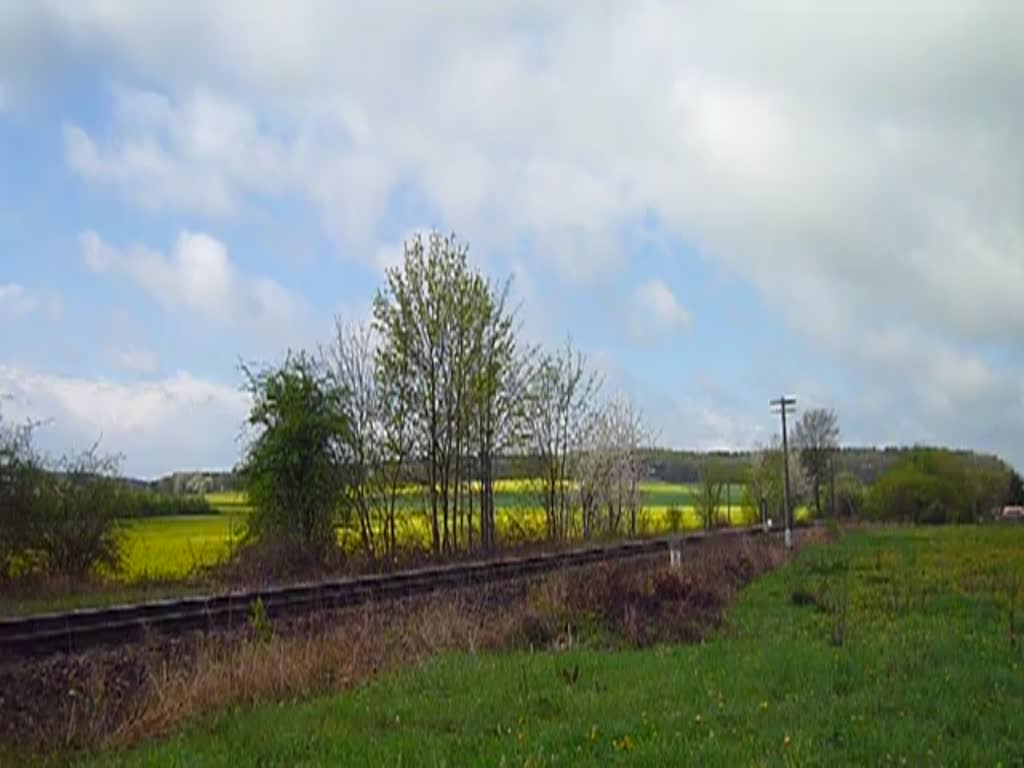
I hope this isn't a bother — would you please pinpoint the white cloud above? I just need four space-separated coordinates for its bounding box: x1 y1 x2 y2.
0 283 37 317
0 365 249 478
79 229 306 334
62 85 298 215
113 347 158 375
0 283 62 321
627 280 691 343
4 1 1024 463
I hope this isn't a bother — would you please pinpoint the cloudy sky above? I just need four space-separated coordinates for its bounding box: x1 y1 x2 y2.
1 1 1022 477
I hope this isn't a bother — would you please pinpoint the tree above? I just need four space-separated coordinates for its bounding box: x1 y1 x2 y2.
373 232 518 555
30 446 125 577
833 471 865 518
743 444 782 526
330 322 391 563
241 352 349 558
469 278 532 551
0 413 41 578
577 397 647 538
2 409 126 579
529 341 600 541
1009 470 1024 506
793 408 840 518
695 459 728 531
864 448 1006 524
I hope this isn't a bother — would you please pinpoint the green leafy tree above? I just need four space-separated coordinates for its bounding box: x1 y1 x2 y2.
1009 470 1024 505
31 446 125 577
241 352 349 558
866 448 1008 524
833 471 865 518
373 232 528 554
470 278 531 550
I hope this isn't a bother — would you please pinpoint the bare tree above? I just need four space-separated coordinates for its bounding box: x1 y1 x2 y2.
329 321 416 564
529 341 600 542
577 397 647 538
694 458 727 531
793 408 840 518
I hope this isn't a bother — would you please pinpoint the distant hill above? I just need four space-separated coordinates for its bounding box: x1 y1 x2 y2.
639 446 1011 485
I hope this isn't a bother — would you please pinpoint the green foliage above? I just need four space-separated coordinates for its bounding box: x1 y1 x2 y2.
866 448 1009 524
1 411 125 579
0 417 41 578
248 596 273 643
372 231 529 555
119 491 216 518
241 352 349 557
833 471 864 518
28 447 125 577
1008 469 1024 505
743 448 783 524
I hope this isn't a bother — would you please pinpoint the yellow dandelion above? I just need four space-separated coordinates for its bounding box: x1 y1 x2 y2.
784 734 792 748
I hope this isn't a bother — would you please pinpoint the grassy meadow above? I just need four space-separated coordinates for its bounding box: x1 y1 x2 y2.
80 525 1024 767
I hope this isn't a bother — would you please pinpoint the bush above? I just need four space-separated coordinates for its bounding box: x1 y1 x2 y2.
121 491 216 518
1 412 125 579
866 448 1009 524
29 448 125 577
241 352 350 558
0 420 42 578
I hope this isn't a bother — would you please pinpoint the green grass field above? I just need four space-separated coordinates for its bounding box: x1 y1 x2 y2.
81 525 1024 766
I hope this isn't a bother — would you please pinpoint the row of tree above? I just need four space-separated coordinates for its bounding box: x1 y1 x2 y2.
242 233 648 564
865 448 1017 524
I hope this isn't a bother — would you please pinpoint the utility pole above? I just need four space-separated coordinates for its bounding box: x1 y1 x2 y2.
770 396 797 549
829 452 837 519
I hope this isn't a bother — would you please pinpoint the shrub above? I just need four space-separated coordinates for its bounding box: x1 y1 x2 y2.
866 448 1008 524
29 448 125 577
0 419 41 579
241 352 350 558
121 491 216 518
1 411 125 579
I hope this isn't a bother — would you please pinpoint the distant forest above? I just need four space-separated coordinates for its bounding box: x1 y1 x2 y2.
135 445 1011 496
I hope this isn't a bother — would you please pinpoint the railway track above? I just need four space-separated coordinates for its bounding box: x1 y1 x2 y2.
0 524 784 659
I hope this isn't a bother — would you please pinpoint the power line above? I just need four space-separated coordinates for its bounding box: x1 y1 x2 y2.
770 396 797 549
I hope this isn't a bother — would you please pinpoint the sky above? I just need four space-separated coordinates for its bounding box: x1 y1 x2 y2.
1 1 1022 478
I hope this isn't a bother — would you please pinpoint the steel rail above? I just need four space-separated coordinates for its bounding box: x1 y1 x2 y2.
0 524 785 658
